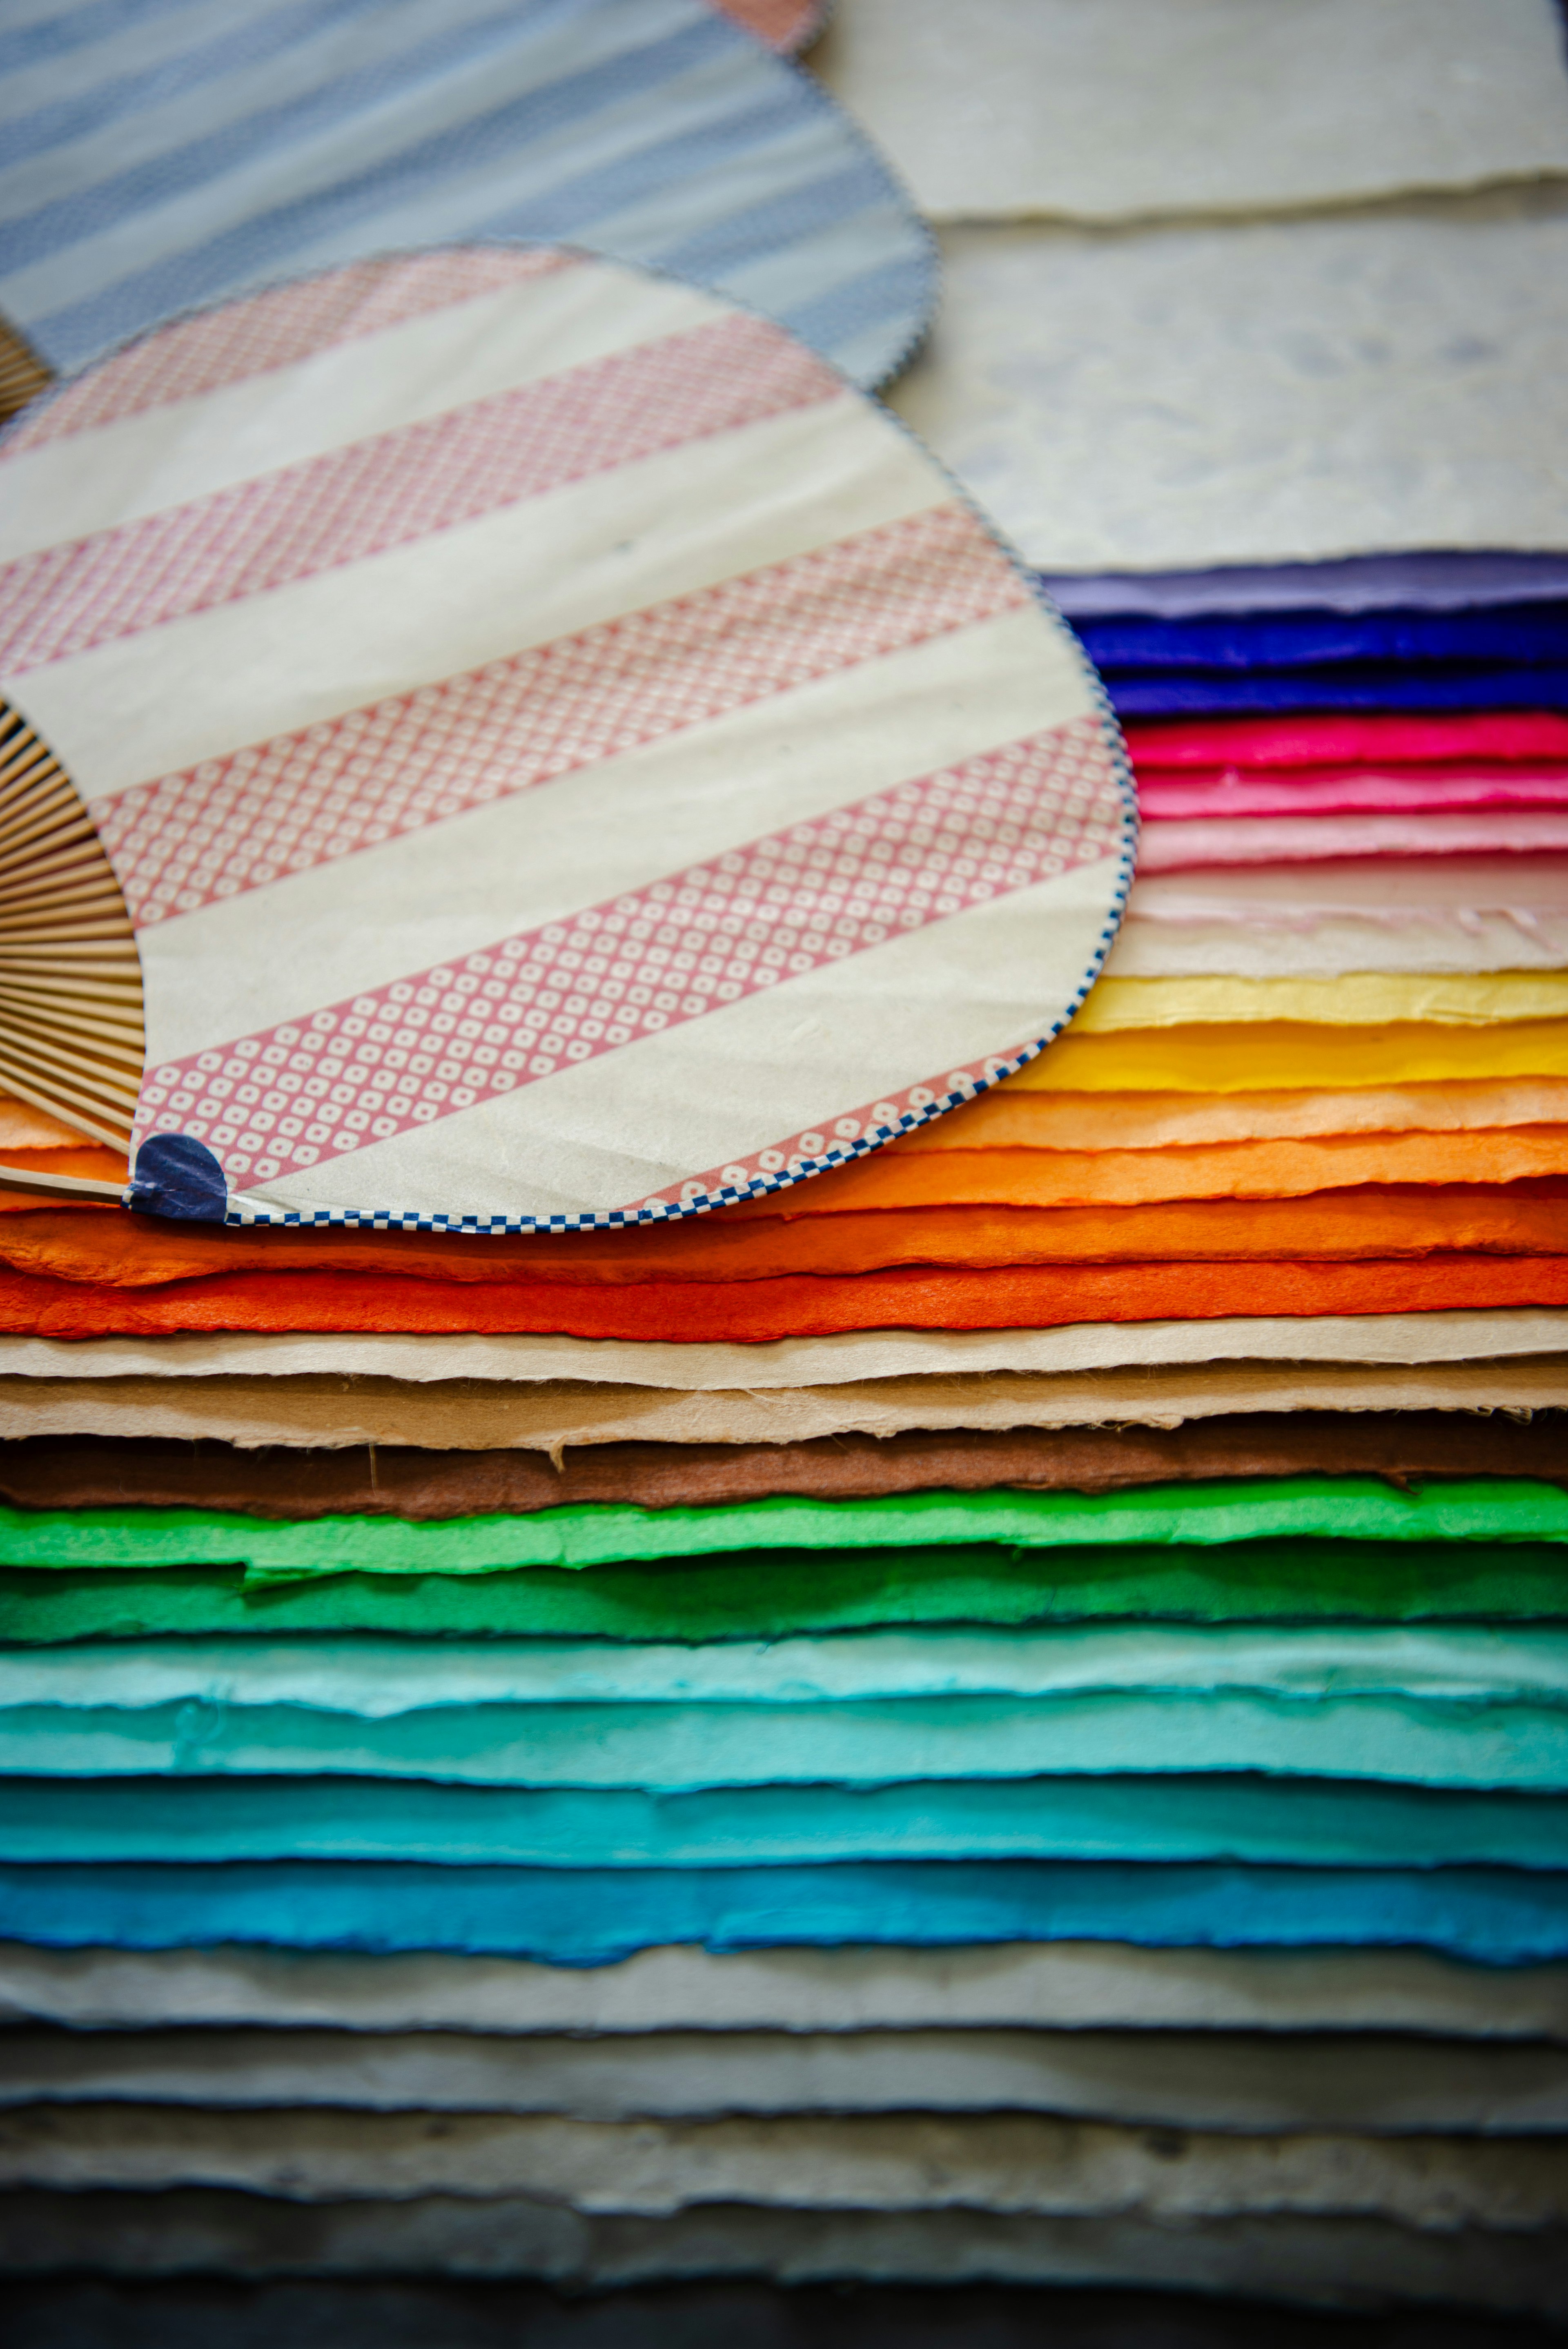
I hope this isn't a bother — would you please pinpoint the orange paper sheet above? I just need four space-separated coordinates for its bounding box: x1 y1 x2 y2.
729 1129 1568 1215
900 1079 1568 1153
1 1256 1564 1342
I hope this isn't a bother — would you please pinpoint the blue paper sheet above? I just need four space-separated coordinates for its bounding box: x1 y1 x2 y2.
1104 665 1568 716
1078 606 1568 674
2 1857 1563 1964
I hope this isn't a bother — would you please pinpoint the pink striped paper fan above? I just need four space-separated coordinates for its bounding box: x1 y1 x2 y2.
0 247 1134 1231
711 0 828 52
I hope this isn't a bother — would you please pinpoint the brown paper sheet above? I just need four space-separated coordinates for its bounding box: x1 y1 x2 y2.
2 1410 1561 1517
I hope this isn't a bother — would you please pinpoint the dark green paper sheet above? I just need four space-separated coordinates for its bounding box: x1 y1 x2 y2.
4 1534 1566 1645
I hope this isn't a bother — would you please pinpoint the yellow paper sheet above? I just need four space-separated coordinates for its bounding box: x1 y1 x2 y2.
1074 971 1568 1034
1008 1022 1568 1095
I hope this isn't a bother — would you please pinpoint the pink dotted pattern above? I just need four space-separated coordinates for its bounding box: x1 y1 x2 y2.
135 716 1125 1195
0 312 840 676
1 250 577 456
96 501 1023 931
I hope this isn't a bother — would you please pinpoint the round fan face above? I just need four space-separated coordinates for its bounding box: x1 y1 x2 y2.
0 0 924 395
0 247 1134 1232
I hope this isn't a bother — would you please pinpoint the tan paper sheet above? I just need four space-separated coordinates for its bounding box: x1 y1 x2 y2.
2 2104 1563 2227
1 1357 1564 1451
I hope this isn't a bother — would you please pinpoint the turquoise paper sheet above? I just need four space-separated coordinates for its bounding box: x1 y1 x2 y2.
3 1772 1564 1871
7 1622 1563 1709
5 1690 1563 1789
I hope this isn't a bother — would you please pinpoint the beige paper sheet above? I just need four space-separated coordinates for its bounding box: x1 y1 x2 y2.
4 1313 1564 1393
0 1357 1562 1450
815 0 1568 223
1106 914 1568 984
889 193 1568 571
8 2024 1562 2137
4 1939 1561 2041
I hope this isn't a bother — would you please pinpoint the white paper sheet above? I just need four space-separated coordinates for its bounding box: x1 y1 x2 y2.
889 193 1568 570
815 0 1568 223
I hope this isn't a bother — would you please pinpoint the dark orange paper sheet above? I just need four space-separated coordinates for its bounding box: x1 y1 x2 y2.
2 1255 1566 1342
2 1183 1565 1291
9 1128 1568 1221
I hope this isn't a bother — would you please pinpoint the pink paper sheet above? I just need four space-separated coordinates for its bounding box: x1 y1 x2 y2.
1136 765 1568 819
1137 810 1568 873
1123 712 1568 771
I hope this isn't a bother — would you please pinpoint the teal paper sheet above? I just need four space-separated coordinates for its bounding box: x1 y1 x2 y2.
2 1480 1564 1580
5 1541 1568 1643
5 1690 1564 1789
1 1860 1562 1965
7 1623 1564 1709
4 1772 1564 1871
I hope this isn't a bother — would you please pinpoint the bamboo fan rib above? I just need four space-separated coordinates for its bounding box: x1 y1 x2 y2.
0 703 143 1152
0 318 51 425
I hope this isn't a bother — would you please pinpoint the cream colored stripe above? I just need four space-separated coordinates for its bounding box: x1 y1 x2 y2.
11 394 938 798
136 602 1087 1063
0 262 719 561
283 849 1115 1217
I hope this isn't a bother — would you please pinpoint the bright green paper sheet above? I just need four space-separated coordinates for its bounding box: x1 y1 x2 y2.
1 1479 1565 1583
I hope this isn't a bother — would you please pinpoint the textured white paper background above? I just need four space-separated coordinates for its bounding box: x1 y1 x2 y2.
817 0 1568 222
889 192 1568 570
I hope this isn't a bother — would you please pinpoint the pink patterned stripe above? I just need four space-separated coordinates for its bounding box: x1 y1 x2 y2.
0 313 840 675
134 718 1125 1195
97 502 1024 931
2 251 579 456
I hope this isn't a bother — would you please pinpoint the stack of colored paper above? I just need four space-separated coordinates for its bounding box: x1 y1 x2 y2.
3 0 1568 2327
0 682 1566 2307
